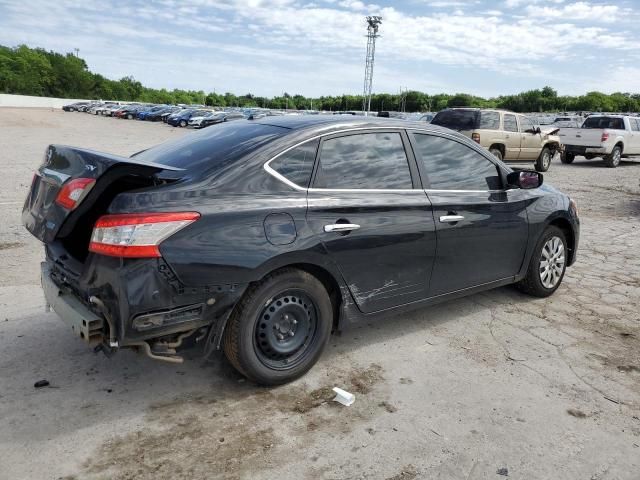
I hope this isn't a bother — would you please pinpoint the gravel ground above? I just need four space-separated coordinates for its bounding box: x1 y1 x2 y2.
1 108 639 480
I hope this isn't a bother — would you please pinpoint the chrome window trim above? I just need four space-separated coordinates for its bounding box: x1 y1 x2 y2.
262 126 508 194
425 189 506 194
309 188 417 193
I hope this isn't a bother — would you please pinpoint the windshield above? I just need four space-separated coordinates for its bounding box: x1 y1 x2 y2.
431 109 479 130
582 117 624 129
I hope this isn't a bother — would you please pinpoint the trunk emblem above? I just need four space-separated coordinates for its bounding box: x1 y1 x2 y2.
85 164 97 172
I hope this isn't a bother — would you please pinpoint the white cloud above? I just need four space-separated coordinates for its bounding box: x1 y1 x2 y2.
528 1 621 23
0 0 638 96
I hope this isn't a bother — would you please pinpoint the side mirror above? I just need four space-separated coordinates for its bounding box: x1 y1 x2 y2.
507 170 543 189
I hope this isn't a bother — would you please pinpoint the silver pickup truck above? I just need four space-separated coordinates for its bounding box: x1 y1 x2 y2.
559 115 640 167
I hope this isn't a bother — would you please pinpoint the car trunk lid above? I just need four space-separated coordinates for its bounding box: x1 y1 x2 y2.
23 144 184 245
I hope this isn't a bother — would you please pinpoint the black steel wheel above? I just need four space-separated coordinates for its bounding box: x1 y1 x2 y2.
223 268 332 385
253 290 317 370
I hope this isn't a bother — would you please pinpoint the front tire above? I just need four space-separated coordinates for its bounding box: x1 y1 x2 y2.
127 113 133 120
223 268 332 385
517 226 567 298
179 120 187 127
561 152 575 164
489 147 503 161
604 146 621 168
535 147 552 172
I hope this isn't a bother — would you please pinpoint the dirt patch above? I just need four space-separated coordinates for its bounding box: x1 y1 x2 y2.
0 242 24 251
379 401 398 413
567 408 588 418
348 363 384 394
289 385 335 413
385 465 418 480
80 363 387 479
617 365 640 374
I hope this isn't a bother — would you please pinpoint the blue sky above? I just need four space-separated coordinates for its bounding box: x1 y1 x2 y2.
0 0 638 97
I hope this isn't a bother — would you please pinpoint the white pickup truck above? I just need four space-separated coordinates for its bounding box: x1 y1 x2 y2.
559 115 640 167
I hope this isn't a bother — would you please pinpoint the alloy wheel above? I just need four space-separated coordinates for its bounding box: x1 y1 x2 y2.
611 149 621 166
539 236 565 289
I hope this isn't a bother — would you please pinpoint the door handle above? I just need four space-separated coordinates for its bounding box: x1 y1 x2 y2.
324 223 360 233
439 215 464 223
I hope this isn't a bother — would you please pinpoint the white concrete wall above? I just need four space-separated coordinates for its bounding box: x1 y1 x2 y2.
0 94 90 109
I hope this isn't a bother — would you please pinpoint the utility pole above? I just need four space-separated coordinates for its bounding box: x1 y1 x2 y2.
74 48 79 58
362 16 382 116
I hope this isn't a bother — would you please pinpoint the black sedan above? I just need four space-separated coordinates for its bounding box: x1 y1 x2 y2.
23 116 579 385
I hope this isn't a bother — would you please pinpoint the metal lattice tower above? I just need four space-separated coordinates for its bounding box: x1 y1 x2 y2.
362 16 382 115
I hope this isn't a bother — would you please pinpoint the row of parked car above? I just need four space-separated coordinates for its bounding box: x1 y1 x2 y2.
62 101 639 169
62 101 272 129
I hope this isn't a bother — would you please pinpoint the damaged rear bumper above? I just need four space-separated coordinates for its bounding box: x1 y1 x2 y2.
42 245 247 357
42 262 105 346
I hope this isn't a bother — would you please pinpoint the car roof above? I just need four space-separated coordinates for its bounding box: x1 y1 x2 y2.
253 114 456 136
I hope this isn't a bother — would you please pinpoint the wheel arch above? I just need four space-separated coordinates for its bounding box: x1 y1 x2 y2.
489 143 505 157
547 216 576 265
209 256 349 353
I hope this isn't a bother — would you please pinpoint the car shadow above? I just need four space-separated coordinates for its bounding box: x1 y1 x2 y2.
560 157 640 168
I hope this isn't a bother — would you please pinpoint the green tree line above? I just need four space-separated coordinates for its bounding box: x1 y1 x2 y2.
1 44 639 113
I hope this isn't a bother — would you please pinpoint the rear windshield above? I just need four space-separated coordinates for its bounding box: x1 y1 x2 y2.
133 121 287 173
431 110 479 130
582 117 625 130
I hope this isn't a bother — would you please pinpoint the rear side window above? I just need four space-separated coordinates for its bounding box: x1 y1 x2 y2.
504 114 518 132
582 117 625 129
269 139 319 187
629 118 640 132
478 112 500 130
412 134 501 191
314 132 412 189
431 110 479 130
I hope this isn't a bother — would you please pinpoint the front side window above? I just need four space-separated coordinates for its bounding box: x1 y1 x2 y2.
412 134 501 191
269 139 319 187
504 114 518 132
314 133 412 189
519 116 535 133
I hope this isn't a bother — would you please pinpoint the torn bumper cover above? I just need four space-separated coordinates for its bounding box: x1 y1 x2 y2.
42 247 247 355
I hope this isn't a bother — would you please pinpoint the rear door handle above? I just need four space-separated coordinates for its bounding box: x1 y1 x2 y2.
324 223 360 233
439 215 464 223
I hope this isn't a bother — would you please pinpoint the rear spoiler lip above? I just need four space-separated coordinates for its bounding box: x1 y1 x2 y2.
48 144 185 172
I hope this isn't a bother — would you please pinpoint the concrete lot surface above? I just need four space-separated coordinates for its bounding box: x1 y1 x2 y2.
1 108 639 480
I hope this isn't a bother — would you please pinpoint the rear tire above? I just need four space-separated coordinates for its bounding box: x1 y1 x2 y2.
127 113 133 120
535 147 552 172
489 147 503 161
604 146 621 168
516 226 567 298
222 268 332 385
561 152 575 164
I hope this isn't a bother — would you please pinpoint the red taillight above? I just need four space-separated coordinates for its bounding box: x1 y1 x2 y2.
472 133 481 143
601 132 609 142
89 212 200 258
55 178 95 210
